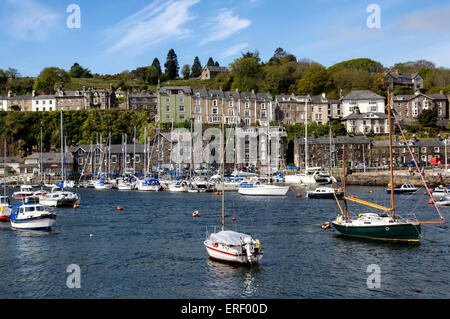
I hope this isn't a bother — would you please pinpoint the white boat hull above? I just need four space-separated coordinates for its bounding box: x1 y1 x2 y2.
11 216 56 230
238 185 289 196
204 242 263 264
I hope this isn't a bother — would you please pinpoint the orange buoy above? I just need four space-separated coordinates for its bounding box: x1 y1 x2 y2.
73 204 79 208
428 199 434 204
192 210 200 217
232 217 236 221
297 193 302 198
117 206 123 211
215 192 219 196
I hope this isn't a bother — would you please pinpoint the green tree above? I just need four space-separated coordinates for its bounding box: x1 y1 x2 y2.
164 49 179 80
152 58 162 75
297 64 330 95
69 63 92 78
191 56 202 77
145 66 160 85
328 58 384 75
206 57 215 66
417 109 438 127
181 64 191 79
33 67 71 94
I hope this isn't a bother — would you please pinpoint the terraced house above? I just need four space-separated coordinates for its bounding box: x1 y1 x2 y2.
275 94 312 125
157 86 192 123
158 86 274 126
392 91 448 126
56 87 116 110
1 91 32 111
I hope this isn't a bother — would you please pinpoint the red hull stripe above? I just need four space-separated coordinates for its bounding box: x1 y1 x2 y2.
205 245 263 257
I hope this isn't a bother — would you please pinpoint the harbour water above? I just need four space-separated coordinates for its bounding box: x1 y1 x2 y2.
0 186 448 299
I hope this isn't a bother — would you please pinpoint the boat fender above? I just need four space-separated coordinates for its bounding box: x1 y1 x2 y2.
334 188 339 193
192 210 200 217
358 213 363 218
256 239 261 249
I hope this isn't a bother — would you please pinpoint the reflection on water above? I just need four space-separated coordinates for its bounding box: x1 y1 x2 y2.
205 258 261 298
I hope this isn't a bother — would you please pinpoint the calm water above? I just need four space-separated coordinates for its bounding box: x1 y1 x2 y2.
0 185 448 299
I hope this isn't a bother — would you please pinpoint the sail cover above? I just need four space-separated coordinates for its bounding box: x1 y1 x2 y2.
211 230 252 246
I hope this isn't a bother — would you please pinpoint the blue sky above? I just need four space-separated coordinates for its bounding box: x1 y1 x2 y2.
1 0 449 76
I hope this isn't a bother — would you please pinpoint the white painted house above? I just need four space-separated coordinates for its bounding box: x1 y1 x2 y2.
341 90 385 118
32 94 57 112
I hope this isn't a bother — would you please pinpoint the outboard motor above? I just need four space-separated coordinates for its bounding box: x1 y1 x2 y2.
243 237 253 263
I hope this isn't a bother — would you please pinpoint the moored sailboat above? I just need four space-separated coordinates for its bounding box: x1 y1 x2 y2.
204 100 263 264
331 90 445 242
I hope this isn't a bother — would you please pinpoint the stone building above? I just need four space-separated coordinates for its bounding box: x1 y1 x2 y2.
201 65 229 80
385 70 423 91
294 135 371 169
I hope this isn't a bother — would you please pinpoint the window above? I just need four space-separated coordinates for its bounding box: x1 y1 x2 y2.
180 97 184 103
245 102 249 108
285 112 290 118
135 155 140 163
434 147 440 153
261 103 266 110
166 97 170 103
421 147 427 153
166 106 170 112
195 106 201 113
229 101 233 107
212 108 218 115
36 101 39 105
126 155 131 163
261 111 266 118
196 98 200 105
244 109 251 117
228 109 234 116
179 115 185 120
78 158 83 165
111 155 117 163
179 106 184 112
245 118 250 126
213 100 217 106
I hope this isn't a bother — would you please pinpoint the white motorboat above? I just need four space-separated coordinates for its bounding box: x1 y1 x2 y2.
12 185 34 200
386 183 418 194
0 196 11 222
435 195 450 206
168 181 189 192
204 229 263 264
238 183 290 196
94 179 113 190
117 179 135 190
431 186 450 198
306 187 344 199
39 187 80 207
136 179 161 191
10 203 56 231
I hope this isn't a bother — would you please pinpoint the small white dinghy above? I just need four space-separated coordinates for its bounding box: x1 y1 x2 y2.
435 195 450 206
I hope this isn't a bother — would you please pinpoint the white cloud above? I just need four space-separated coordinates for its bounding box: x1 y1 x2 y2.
399 5 450 33
221 42 249 58
200 9 251 45
1 0 61 40
106 0 200 55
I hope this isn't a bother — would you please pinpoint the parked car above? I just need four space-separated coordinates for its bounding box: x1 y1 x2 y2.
407 160 426 167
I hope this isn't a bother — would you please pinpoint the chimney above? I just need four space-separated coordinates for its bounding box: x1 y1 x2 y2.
7 90 12 98
411 134 417 142
414 90 420 95
440 90 444 95
251 89 255 94
235 88 239 93
32 90 36 97
322 92 326 100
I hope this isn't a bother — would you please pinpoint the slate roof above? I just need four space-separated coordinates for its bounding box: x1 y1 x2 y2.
296 135 370 145
343 112 388 120
342 90 385 100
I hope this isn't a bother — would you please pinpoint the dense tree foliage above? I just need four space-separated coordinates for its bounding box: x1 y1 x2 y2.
69 63 92 78
164 49 179 80
33 67 71 94
191 56 202 78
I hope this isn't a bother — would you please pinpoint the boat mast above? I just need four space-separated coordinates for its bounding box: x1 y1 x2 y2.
221 99 225 231
40 126 43 188
305 99 308 172
342 147 348 220
388 89 396 220
60 110 64 187
3 137 6 197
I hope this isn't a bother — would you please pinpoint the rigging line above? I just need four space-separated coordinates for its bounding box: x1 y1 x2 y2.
391 110 445 221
